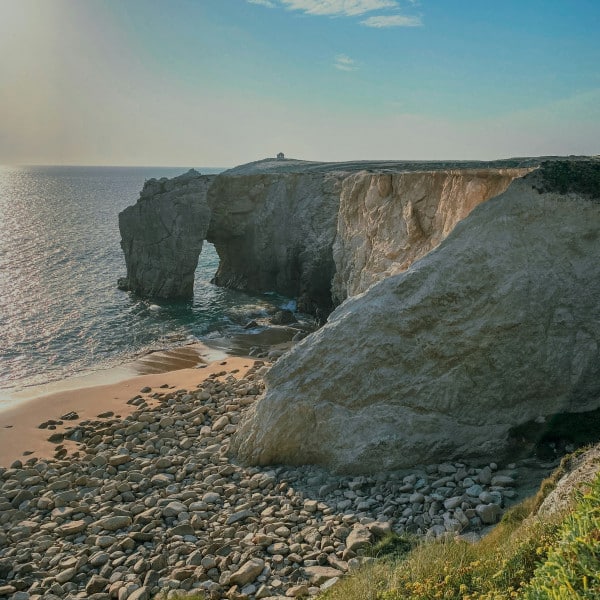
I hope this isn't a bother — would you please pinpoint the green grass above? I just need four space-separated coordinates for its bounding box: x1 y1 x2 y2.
522 478 600 599
535 160 600 200
320 455 600 600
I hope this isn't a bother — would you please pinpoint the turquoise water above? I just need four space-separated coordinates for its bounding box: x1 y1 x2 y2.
0 165 290 395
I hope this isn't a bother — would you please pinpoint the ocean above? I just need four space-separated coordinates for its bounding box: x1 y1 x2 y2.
0 165 294 403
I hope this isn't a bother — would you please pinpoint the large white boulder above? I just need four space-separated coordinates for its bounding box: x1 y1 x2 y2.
230 168 600 472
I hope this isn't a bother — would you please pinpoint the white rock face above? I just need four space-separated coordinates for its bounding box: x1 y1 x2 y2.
332 168 530 303
230 172 600 473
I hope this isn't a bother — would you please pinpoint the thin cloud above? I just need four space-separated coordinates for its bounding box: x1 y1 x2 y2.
334 53 358 71
362 14 422 27
247 0 277 7
246 0 424 26
280 0 398 17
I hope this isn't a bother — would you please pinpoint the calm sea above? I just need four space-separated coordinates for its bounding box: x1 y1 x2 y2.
0 165 291 401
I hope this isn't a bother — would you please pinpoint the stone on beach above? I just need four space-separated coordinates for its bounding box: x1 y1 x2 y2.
230 558 266 586
0 359 538 600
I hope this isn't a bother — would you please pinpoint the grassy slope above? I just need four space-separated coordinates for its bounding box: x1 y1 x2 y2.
320 453 600 600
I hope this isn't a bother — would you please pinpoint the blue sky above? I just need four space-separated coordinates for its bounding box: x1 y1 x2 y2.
1 0 599 166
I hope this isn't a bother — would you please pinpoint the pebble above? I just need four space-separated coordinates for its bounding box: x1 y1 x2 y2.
0 362 527 600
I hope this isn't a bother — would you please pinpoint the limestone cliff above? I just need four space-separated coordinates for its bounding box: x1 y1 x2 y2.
230 163 600 473
118 169 214 298
206 172 344 315
332 168 531 302
118 158 536 314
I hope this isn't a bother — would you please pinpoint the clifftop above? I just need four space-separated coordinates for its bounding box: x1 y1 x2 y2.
222 155 597 176
119 156 599 314
534 159 600 199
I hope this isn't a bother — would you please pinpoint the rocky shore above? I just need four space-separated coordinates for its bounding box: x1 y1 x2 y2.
0 361 553 600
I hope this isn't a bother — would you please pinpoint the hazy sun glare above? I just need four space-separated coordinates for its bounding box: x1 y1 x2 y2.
0 0 598 166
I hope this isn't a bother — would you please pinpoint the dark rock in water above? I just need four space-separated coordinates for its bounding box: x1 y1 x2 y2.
244 320 259 329
117 276 130 291
270 310 297 325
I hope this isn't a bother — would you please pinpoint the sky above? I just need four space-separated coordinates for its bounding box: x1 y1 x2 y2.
0 0 599 167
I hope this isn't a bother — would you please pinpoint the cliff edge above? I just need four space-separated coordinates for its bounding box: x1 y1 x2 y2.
118 158 543 314
230 162 600 473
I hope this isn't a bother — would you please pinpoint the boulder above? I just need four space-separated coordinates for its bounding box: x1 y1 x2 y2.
230 164 600 472
270 309 297 325
303 566 344 585
345 525 372 552
229 558 265 586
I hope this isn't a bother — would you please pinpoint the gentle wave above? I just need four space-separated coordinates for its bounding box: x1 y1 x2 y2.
0 165 292 396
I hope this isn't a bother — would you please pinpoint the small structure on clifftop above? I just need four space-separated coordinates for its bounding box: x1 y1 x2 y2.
277 152 285 160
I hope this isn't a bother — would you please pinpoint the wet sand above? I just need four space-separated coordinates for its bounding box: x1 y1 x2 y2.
0 353 257 467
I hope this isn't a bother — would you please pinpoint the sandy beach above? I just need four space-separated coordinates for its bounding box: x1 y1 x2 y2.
0 351 257 467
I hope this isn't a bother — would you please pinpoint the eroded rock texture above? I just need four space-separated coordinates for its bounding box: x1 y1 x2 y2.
207 172 344 315
230 167 600 473
118 158 532 314
118 169 214 298
332 168 531 302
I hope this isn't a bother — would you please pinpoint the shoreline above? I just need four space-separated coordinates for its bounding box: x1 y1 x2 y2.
0 318 305 412
0 349 257 468
0 342 228 410
0 321 302 468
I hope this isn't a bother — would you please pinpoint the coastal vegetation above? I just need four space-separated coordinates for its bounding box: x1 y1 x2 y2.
320 455 600 600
